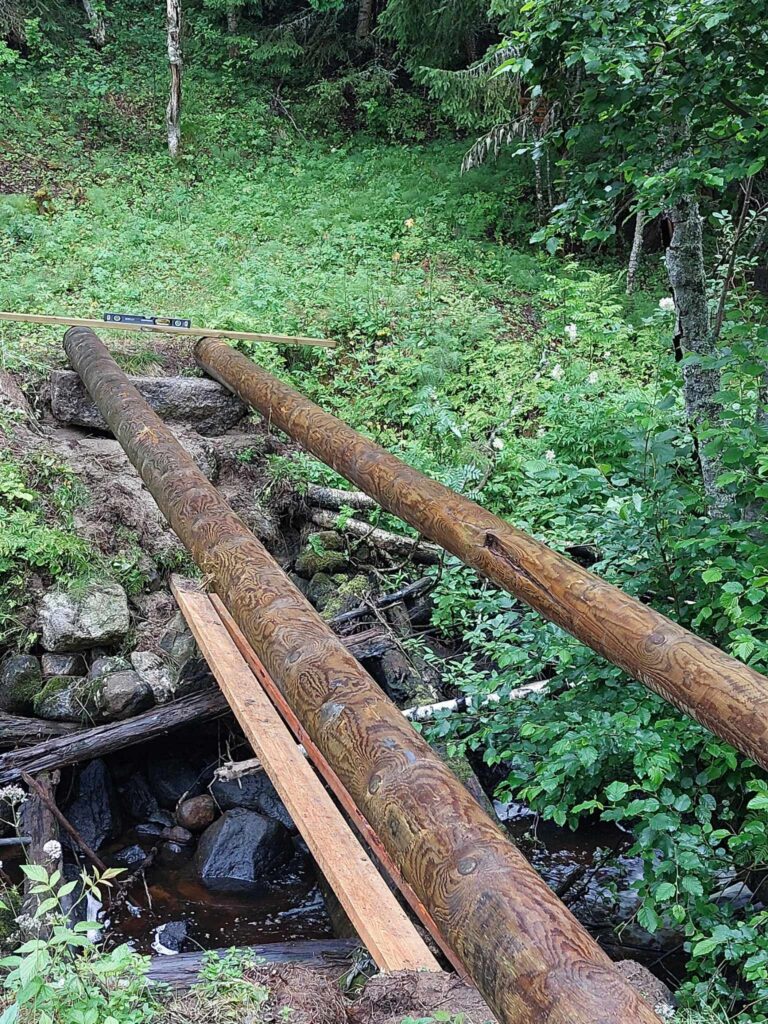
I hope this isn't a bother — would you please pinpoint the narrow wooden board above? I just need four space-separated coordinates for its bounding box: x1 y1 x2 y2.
171 578 439 974
209 592 470 980
0 312 333 348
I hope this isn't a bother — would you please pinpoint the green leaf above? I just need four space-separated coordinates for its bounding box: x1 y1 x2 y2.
605 781 630 802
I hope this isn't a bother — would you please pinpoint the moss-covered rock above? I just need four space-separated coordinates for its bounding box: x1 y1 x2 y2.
0 655 42 714
321 574 371 620
33 674 99 723
295 531 348 577
305 572 337 612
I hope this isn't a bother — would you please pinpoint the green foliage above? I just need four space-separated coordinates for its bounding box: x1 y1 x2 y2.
0 864 157 1024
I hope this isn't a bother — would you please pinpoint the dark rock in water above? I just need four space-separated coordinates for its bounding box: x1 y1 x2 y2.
176 794 216 833
158 841 193 866
136 819 172 838
64 760 120 851
41 653 86 679
0 654 42 714
98 670 154 720
147 752 213 809
112 844 147 868
211 771 294 831
51 369 246 436
196 808 292 893
162 825 194 846
152 920 188 955
38 582 129 652
118 771 163 823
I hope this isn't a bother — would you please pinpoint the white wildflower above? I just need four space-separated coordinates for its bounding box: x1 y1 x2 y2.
536 427 546 438
551 364 565 381
564 323 578 341
43 839 62 861
0 785 26 806
587 371 599 385
544 450 556 462
658 297 675 312
492 437 505 451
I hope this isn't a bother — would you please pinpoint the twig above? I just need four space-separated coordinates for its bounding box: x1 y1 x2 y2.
713 175 754 340
21 771 107 873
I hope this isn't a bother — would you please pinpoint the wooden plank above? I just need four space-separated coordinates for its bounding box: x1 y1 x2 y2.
209 591 471 981
171 578 439 974
0 312 333 348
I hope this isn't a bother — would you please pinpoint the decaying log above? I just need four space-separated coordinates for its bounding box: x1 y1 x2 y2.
213 756 263 782
147 939 359 988
0 713 79 748
328 577 433 629
22 772 107 873
0 690 228 785
65 327 660 1024
307 484 377 512
197 336 768 774
20 770 63 937
309 509 441 563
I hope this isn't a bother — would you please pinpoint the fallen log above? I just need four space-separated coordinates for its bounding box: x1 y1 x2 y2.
307 484 377 511
0 690 228 785
66 326 659 1024
328 577 434 630
402 681 548 722
147 939 359 988
309 509 441 564
197 337 768 773
20 770 62 938
0 712 79 748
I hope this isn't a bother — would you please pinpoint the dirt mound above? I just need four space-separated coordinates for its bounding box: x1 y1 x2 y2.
348 970 497 1024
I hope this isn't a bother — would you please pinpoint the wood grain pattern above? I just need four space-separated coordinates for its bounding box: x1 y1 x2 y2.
172 578 439 974
64 326 660 1024
196 335 768 772
208 590 468 980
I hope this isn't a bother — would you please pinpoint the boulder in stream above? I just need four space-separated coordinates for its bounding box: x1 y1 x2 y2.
211 769 294 831
63 759 120 851
195 808 292 892
176 794 217 833
39 582 129 652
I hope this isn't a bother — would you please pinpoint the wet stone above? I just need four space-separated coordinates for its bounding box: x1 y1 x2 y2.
176 795 216 833
41 653 86 679
0 654 42 714
195 808 292 893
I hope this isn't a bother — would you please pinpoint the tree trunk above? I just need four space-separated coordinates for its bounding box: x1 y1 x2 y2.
626 208 645 294
166 0 182 158
81 0 106 48
226 5 239 58
356 0 374 40
664 197 730 516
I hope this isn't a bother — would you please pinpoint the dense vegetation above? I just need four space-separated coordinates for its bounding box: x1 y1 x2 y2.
1 2 767 1021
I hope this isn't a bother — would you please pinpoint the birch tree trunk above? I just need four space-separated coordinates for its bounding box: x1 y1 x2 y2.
166 0 182 158
82 0 106 48
626 207 645 294
665 196 730 516
356 0 374 40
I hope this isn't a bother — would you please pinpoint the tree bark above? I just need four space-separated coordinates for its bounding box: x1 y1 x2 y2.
307 484 377 512
166 0 182 157
81 0 106 48
309 508 441 562
226 5 239 58
0 713 79 748
355 0 374 40
665 196 731 516
626 208 645 294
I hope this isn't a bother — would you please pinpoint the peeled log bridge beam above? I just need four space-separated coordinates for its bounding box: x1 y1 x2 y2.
196 336 768 771
64 327 657 1024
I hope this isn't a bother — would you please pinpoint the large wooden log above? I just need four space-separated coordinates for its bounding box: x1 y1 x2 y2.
0 713 79 748
196 336 768 771
63 326 658 1024
0 690 228 785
